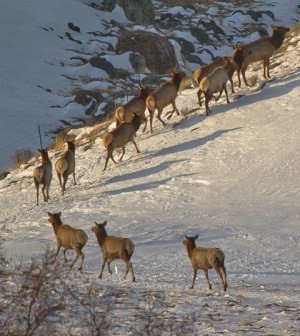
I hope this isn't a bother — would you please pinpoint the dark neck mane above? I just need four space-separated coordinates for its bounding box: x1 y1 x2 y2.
271 30 286 49
96 229 108 247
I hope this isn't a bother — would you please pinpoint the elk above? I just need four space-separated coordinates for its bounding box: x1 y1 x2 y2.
197 58 237 115
33 148 52 206
183 235 227 291
47 211 88 271
102 113 146 171
114 84 152 133
193 56 235 94
145 71 185 133
233 25 290 87
91 220 136 282
55 140 76 195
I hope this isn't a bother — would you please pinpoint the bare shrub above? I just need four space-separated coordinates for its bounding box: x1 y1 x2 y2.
1 244 198 336
1 248 69 336
11 148 34 166
70 281 114 336
129 290 197 336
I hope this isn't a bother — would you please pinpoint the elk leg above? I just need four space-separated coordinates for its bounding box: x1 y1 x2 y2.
34 180 39 206
131 138 140 154
62 171 68 194
242 65 249 87
190 268 197 289
237 68 242 88
70 254 79 269
204 269 212 290
73 172 76 185
215 89 223 102
166 102 179 120
107 260 113 275
214 266 226 291
103 146 116 171
63 249 68 263
119 146 126 161
42 185 48 202
99 257 107 278
57 172 63 189
53 242 61 263
148 108 155 134
197 88 203 106
229 77 235 93
224 85 230 104
221 265 227 291
156 108 167 127
204 92 212 115
142 117 148 133
130 262 136 282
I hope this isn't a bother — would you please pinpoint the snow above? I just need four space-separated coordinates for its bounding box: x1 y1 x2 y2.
1 0 300 335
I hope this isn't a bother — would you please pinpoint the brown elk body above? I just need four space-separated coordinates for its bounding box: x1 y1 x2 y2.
183 235 227 291
115 84 152 133
102 113 145 171
145 71 185 133
33 148 52 206
234 25 290 87
47 211 88 270
193 56 235 94
55 140 76 195
92 221 136 282
197 58 237 115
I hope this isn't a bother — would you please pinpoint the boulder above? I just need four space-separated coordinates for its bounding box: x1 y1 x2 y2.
116 30 178 74
102 0 155 25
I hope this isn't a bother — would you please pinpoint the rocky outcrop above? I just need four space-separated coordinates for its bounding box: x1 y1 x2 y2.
116 30 178 74
102 0 155 25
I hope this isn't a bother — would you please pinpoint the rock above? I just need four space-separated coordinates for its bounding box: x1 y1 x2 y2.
129 52 146 73
0 171 9 181
89 56 114 75
102 0 155 25
173 37 195 55
190 27 212 45
68 22 80 33
116 30 178 74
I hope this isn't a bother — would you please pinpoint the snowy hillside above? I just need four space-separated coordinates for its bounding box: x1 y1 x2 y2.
1 1 300 335
1 0 299 170
1 24 300 335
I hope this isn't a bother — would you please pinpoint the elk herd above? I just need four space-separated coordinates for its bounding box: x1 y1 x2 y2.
32 25 289 291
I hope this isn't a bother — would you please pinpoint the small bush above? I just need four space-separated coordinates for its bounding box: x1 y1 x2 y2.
11 148 34 166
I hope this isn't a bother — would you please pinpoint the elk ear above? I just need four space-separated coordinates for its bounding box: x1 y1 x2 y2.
185 235 189 239
47 212 52 216
58 211 62 216
103 220 107 226
194 234 199 240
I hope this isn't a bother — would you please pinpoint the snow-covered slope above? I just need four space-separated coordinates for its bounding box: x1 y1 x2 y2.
1 1 300 334
1 24 300 334
1 0 299 170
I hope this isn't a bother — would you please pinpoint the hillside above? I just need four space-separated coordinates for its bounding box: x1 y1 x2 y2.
1 0 299 171
1 20 300 335
1 0 300 334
